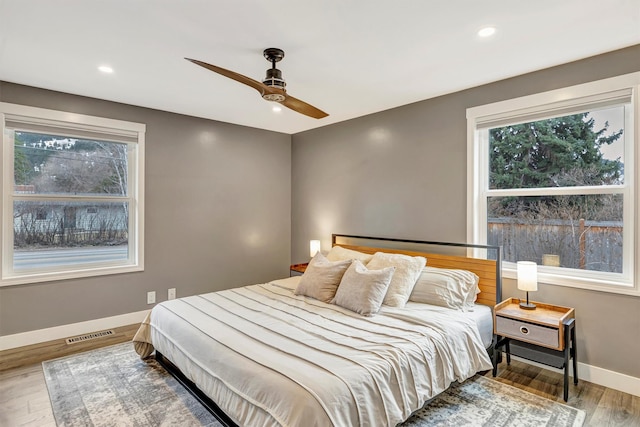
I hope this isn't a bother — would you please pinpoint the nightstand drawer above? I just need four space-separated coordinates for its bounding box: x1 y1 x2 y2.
496 316 559 349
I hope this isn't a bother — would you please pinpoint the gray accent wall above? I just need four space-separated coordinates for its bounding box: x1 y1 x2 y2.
291 44 640 378
0 82 291 335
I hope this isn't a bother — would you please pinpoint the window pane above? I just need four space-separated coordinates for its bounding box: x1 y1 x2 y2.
13 131 128 196
489 106 625 190
487 194 622 273
13 201 129 271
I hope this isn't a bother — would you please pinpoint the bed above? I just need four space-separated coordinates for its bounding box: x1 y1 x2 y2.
133 234 502 427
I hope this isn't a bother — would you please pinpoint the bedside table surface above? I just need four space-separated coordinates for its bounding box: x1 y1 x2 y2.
290 263 308 274
495 298 575 328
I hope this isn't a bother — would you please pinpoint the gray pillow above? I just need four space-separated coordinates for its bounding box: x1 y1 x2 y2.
332 260 395 316
366 252 426 307
294 252 352 303
409 267 480 310
325 245 374 264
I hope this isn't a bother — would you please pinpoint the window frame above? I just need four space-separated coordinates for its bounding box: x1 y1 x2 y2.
466 73 639 296
1 103 145 286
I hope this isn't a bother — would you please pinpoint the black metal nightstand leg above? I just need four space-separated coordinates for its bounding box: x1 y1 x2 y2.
562 318 577 401
563 348 569 401
571 323 578 385
492 336 511 377
492 339 498 377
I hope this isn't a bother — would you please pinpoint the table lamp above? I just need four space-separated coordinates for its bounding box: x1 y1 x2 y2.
309 240 321 258
517 261 538 310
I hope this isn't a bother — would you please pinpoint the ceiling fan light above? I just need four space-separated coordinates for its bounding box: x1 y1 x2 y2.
478 26 496 37
263 93 286 102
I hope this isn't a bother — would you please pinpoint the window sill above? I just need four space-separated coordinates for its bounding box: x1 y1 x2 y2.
502 266 640 297
1 264 144 287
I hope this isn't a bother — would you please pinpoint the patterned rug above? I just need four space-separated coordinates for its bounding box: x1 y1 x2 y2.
403 376 585 427
43 343 221 426
44 343 585 426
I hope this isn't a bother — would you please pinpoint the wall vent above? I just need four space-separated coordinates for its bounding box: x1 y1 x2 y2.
66 329 115 345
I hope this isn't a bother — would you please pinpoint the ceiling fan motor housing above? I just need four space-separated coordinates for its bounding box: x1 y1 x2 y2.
262 48 287 102
262 68 286 101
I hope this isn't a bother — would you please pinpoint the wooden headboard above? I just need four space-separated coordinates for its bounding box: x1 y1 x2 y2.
332 234 502 307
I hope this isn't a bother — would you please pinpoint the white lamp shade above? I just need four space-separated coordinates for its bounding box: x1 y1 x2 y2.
309 240 321 258
517 261 538 292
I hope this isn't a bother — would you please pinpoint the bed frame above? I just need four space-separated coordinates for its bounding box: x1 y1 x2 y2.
156 234 502 427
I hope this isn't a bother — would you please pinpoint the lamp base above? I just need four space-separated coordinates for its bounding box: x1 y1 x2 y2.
519 301 536 310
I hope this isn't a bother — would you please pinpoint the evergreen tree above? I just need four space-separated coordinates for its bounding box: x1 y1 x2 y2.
489 113 623 190
14 140 32 185
488 113 624 220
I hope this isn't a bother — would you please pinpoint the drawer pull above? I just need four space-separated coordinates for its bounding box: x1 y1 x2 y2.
519 326 530 335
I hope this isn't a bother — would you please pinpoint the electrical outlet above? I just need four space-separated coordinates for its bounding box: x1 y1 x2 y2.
147 291 156 304
168 288 176 300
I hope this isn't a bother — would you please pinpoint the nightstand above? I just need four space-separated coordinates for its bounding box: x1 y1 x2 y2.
289 263 308 276
493 298 578 401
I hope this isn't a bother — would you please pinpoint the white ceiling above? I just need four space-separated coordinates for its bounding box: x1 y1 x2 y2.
1 1 639 135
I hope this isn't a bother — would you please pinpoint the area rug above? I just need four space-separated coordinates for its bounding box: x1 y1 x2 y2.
43 343 221 426
402 375 585 427
44 342 585 426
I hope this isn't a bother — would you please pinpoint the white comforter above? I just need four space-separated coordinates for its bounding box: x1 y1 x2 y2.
143 277 493 427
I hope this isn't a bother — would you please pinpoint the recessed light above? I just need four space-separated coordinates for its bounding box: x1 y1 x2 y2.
478 27 496 38
98 65 114 74
272 105 282 113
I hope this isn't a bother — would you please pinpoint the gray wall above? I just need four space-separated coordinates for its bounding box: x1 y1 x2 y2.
291 44 640 378
0 82 292 335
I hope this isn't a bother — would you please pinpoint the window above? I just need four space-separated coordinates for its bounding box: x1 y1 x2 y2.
1 103 145 285
467 73 639 294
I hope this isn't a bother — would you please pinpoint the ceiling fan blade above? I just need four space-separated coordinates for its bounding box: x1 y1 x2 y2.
280 94 329 119
185 58 267 94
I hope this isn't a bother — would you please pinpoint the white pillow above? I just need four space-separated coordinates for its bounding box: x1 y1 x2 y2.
325 245 374 264
409 267 480 310
366 252 426 307
332 260 395 316
294 252 352 303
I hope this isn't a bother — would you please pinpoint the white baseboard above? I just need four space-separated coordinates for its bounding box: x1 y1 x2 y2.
0 310 150 351
509 354 640 398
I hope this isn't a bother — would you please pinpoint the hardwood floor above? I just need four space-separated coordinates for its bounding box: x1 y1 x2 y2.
0 324 140 372
485 360 640 426
0 363 55 427
1 334 639 426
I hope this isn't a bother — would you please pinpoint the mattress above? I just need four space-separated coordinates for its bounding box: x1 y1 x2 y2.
403 301 494 348
140 276 493 426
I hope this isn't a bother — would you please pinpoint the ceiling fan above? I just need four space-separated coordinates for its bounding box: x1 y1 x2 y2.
186 48 328 119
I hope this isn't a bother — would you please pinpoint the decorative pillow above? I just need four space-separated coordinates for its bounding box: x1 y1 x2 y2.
294 252 352 303
366 252 426 307
409 267 480 310
332 260 395 316
325 245 374 264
